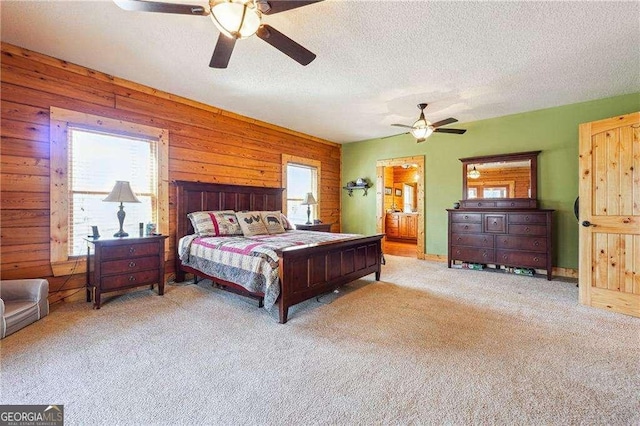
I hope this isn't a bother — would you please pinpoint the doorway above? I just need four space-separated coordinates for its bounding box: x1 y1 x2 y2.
376 156 425 258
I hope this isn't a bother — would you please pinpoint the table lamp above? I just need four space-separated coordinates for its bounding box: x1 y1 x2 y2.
103 181 141 237
301 192 317 225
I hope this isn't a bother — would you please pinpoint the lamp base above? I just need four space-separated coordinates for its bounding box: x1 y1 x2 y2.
113 230 129 238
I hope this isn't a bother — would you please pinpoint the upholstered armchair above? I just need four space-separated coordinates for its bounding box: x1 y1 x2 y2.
0 279 49 338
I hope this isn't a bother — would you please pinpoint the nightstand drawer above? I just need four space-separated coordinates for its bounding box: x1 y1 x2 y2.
101 242 160 260
101 269 160 291
102 256 160 276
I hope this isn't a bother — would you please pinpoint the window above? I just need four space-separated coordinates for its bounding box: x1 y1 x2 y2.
483 187 508 198
50 108 169 276
68 128 157 256
281 155 321 225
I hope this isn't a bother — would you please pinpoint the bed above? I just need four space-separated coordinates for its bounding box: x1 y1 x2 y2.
175 181 384 323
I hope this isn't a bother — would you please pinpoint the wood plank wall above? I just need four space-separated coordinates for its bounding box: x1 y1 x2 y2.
0 43 342 303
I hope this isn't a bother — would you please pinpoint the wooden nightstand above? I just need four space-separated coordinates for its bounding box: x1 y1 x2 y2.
85 235 167 308
295 223 332 232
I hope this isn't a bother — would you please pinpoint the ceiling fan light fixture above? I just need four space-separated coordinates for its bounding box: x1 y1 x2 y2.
410 120 434 140
210 0 261 39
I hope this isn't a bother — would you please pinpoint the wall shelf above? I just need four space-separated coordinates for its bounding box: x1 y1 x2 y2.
343 185 370 197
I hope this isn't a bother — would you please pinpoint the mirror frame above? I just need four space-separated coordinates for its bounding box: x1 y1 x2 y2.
460 150 540 202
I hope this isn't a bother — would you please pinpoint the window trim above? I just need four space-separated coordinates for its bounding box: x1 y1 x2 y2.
49 107 169 276
281 154 321 222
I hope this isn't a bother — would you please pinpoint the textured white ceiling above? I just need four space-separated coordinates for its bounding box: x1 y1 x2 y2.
2 1 639 143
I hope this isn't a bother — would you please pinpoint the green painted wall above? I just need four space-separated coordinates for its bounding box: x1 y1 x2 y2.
341 93 640 269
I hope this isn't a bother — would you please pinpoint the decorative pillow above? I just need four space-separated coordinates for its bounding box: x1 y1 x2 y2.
236 211 269 237
260 211 286 234
187 210 242 236
280 213 293 230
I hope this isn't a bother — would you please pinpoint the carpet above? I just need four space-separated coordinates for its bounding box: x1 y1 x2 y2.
1 256 638 425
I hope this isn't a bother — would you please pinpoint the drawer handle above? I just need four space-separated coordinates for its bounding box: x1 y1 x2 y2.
129 261 136 268
477 202 482 207
464 215 469 219
482 252 487 257
534 241 539 246
510 202 515 206
493 220 497 225
533 257 539 262
455 250 461 255
525 227 530 232
503 254 508 260
525 216 530 221
483 239 488 243
128 276 136 282
457 237 462 241
129 247 136 254
464 225 469 229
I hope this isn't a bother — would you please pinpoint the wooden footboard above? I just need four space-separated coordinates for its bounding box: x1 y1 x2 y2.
277 234 383 323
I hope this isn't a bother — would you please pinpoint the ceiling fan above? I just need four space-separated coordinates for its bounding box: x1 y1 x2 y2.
391 103 467 142
113 0 323 68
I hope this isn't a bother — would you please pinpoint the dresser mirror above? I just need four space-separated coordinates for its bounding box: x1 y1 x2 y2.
460 151 540 202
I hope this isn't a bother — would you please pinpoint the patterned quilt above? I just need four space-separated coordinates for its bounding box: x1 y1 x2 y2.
178 230 360 310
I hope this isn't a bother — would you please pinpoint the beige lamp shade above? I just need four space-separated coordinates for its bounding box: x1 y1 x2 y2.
103 181 141 203
103 181 140 238
301 192 317 206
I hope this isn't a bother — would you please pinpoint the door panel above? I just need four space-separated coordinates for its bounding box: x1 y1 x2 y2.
579 112 640 317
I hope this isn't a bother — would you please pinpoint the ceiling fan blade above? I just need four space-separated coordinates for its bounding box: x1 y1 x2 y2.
382 132 410 139
391 124 416 129
209 34 236 69
431 117 458 128
434 128 467 134
256 25 316 65
258 0 324 15
113 0 208 15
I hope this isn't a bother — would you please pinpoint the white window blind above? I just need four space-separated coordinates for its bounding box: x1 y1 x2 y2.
286 164 318 224
68 127 158 256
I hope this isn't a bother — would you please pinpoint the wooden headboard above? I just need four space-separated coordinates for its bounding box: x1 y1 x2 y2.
174 181 284 240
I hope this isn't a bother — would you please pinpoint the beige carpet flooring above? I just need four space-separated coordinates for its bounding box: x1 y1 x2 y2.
1 256 639 425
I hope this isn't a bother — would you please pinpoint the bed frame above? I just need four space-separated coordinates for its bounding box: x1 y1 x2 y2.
174 181 384 323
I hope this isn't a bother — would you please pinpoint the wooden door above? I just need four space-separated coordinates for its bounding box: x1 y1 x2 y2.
578 112 640 317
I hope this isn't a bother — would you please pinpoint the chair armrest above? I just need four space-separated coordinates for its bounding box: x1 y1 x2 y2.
0 279 49 303
0 298 5 338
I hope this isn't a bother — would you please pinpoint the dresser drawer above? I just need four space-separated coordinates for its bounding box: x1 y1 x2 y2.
102 256 160 276
101 269 160 291
451 212 482 223
496 200 537 209
451 233 494 248
508 213 547 224
496 250 546 268
508 224 547 236
451 222 482 233
451 246 494 263
101 242 160 260
460 200 497 209
484 214 506 233
496 236 547 253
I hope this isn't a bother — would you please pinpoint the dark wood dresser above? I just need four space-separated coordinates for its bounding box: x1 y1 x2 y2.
447 208 554 280
85 235 167 308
